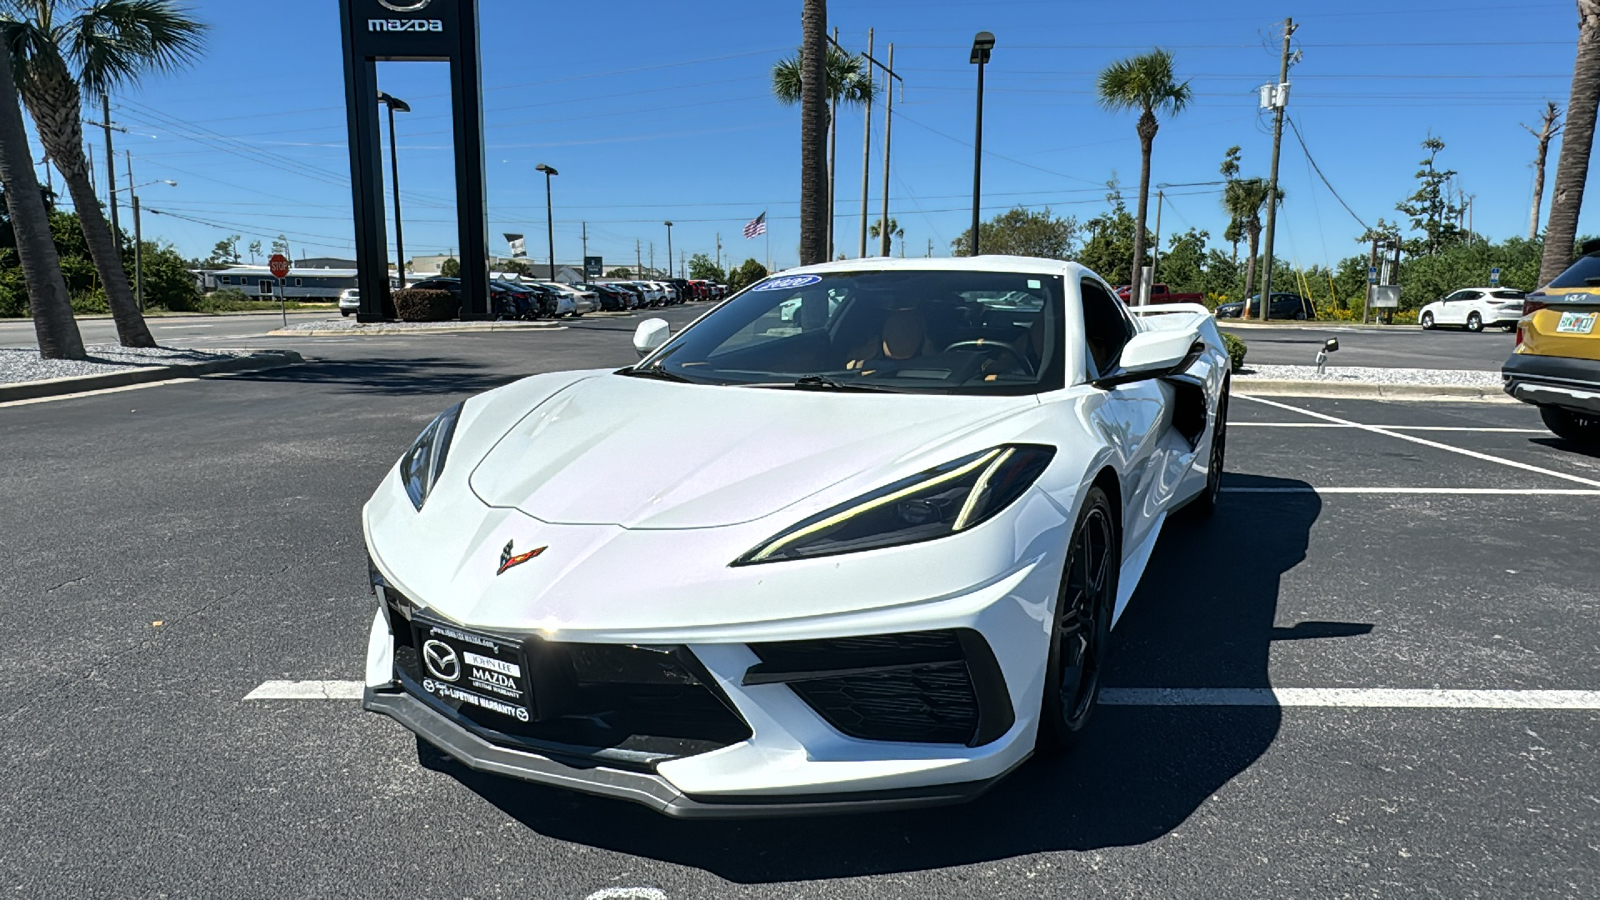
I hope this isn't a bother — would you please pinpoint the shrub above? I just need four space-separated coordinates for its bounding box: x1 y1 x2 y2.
394 288 457 322
1221 332 1248 373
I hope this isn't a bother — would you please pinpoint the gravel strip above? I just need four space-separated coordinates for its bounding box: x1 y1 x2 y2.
0 344 250 385
1235 364 1502 387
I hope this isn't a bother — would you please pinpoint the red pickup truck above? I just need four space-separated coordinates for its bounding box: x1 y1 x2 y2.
1115 283 1205 305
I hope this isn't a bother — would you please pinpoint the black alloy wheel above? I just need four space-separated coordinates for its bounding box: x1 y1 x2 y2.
1466 312 1484 332
1188 383 1229 517
1039 485 1118 750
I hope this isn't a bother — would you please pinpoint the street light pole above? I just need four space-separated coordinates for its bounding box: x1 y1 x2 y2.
536 163 558 280
377 92 411 289
664 221 674 278
969 32 995 257
111 176 175 310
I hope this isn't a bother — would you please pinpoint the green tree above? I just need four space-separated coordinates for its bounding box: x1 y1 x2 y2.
207 234 239 266
773 28 875 257
4 0 207 348
1396 136 1463 257
439 257 460 278
1222 177 1284 305
270 233 291 260
869 217 903 256
1540 0 1600 284
247 239 260 263
1219 145 1242 263
725 258 768 292
0 35 81 357
605 267 632 278
1156 227 1209 295
1077 183 1148 286
686 252 725 281
950 207 1078 260
1095 48 1191 298
136 239 199 310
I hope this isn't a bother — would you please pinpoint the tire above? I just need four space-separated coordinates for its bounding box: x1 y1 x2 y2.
1539 405 1600 446
1294 310 1306 320
1038 484 1118 751
1420 312 1434 330
1501 323 1516 332
340 309 351 317
1186 382 1229 517
1466 312 1483 333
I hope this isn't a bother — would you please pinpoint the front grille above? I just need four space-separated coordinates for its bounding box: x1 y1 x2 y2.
746 629 1013 746
385 595 750 767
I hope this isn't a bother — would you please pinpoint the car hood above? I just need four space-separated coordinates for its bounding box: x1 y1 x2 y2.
467 374 1038 530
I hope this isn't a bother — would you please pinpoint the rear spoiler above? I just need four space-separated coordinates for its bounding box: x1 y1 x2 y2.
1126 302 1211 317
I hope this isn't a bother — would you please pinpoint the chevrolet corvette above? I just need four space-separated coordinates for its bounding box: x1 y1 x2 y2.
361 256 1230 817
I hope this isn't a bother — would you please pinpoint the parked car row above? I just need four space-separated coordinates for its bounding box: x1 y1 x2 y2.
336 277 731 318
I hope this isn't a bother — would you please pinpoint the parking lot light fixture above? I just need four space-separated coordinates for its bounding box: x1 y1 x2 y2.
969 31 995 256
377 92 411 289
536 163 559 280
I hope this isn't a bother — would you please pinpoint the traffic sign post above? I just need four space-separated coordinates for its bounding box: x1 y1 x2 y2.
1490 267 1501 287
270 254 291 326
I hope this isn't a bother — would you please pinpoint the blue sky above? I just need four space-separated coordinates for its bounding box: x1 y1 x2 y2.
67 0 1585 274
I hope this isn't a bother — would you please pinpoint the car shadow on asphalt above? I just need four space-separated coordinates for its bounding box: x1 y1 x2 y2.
427 472 1333 881
228 356 512 396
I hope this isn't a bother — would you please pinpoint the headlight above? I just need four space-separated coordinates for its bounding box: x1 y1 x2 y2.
399 402 464 511
734 444 1055 565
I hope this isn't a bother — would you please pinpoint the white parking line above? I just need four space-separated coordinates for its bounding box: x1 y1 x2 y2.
0 378 200 408
1232 423 1544 433
585 889 668 900
244 680 364 700
1101 688 1600 709
246 680 1600 710
1224 487 1600 496
1238 394 1600 488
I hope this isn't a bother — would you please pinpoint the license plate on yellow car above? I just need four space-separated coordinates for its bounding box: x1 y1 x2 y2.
1556 311 1599 334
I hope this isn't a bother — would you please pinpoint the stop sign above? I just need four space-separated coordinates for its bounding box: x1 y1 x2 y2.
269 254 290 278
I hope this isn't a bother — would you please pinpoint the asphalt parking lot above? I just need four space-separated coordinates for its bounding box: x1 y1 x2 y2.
2 310 1596 898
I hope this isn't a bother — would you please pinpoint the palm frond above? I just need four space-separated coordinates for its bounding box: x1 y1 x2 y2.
66 0 206 98
0 15 71 90
1096 47 1190 116
772 53 802 104
773 44 878 107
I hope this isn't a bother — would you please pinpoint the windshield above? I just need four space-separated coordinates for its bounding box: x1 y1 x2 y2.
1548 254 1600 289
632 269 1065 395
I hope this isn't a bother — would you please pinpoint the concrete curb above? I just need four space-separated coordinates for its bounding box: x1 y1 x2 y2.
0 349 303 403
1236 378 1514 402
1218 321 1418 333
267 321 567 337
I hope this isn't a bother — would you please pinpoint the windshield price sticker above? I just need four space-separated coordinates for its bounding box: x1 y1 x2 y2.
751 274 823 292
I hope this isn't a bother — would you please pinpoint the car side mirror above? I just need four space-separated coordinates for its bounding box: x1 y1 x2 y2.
1096 330 1200 387
634 318 670 357
1323 338 1339 353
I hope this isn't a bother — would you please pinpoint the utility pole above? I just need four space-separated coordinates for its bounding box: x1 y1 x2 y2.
859 28 873 258
635 239 642 277
649 241 654 277
828 26 839 260
581 221 588 261
1255 17 1296 322
1149 189 1163 293
879 43 898 257
927 238 933 258
126 152 142 309
716 232 722 272
102 95 119 241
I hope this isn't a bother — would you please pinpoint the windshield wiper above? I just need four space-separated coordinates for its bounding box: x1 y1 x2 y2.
761 374 898 392
618 364 693 384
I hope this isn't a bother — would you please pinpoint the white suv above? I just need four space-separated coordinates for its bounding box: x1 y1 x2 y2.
338 288 360 317
1420 288 1526 332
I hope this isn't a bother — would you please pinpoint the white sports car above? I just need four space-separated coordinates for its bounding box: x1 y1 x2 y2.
362 256 1230 817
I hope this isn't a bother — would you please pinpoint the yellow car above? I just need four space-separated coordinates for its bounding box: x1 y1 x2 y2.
1503 243 1600 445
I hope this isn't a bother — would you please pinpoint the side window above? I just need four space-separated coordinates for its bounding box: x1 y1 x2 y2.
1459 290 1481 302
1080 279 1134 377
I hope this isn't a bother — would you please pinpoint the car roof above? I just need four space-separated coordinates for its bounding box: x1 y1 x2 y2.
777 254 1086 280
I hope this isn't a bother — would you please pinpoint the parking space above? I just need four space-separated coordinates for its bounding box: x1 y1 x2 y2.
2 328 1596 898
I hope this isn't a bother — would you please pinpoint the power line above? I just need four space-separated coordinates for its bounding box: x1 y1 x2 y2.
1285 115 1368 232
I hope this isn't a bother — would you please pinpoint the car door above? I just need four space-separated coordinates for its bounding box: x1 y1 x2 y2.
1078 278 1167 559
1439 290 1472 325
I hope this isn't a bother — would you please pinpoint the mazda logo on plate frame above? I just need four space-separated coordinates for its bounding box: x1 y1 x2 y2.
421 639 460 681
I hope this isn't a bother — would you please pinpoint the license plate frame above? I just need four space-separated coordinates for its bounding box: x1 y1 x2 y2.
410 615 534 724
1555 311 1599 334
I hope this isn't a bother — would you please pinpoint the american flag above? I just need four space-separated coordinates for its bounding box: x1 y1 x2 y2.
743 211 767 239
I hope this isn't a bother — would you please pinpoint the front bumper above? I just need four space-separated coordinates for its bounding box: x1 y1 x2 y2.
363 687 1017 818
1502 352 1600 415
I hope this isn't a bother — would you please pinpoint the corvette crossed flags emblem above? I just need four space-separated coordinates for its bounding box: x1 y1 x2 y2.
497 540 546 575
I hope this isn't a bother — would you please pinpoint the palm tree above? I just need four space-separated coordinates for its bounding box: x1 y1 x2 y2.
0 30 81 358
774 33 874 259
1541 0 1600 285
1096 49 1191 301
1221 177 1283 308
3 0 207 348
795 0 828 266
868 216 902 256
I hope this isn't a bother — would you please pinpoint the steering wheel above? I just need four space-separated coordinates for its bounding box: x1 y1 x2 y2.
942 340 1034 377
